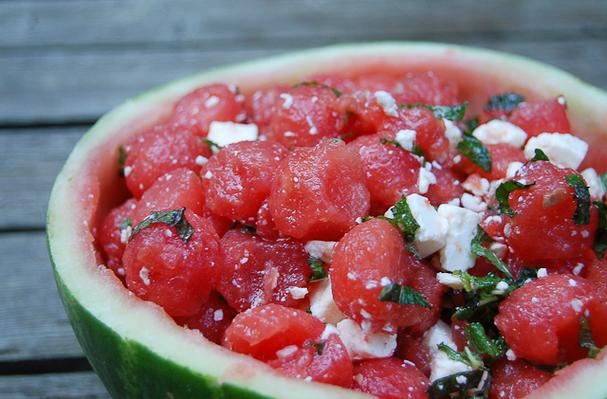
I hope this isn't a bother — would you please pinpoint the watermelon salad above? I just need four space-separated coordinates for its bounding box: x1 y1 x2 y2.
93 67 607 399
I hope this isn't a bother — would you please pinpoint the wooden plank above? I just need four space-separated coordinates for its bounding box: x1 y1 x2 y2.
2 0 606 50
0 127 85 230
0 372 109 399
2 39 607 125
0 231 84 361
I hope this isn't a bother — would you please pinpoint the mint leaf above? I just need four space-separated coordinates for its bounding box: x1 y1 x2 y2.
118 145 127 168
428 369 491 399
390 197 420 242
118 217 132 231
484 92 525 113
378 283 430 308
465 322 504 358
380 138 425 157
470 227 513 280
203 138 223 151
400 102 468 121
601 173 607 195
580 315 601 358
566 174 591 225
495 180 535 217
307 256 327 282
593 201 607 259
130 208 193 243
295 81 342 97
457 133 492 172
453 271 503 292
530 148 550 162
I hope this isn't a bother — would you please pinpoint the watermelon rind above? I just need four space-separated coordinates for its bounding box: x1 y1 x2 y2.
47 42 607 399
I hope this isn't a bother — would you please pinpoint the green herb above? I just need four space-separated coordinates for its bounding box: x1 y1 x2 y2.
203 138 223 151
390 197 420 242
530 148 550 162
566 174 591 225
465 323 504 358
495 180 535 217
118 146 127 168
295 81 342 97
484 92 525 113
379 138 425 158
470 227 513 280
601 173 607 195
580 315 601 358
464 117 480 134
453 271 503 292
130 208 193 243
457 133 492 173
313 341 325 355
593 201 607 259
400 102 468 121
118 217 132 231
307 256 327 282
428 369 491 399
438 344 483 369
514 268 539 286
378 283 430 308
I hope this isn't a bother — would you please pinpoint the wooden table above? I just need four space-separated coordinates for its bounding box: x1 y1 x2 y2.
1 1 605 397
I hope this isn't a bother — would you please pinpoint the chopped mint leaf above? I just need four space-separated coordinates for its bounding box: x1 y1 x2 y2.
437 344 483 370
580 315 601 358
457 133 492 173
390 197 420 242
313 341 325 355
118 217 132 231
307 256 327 282
203 138 223 151
593 201 607 259
566 174 591 225
453 271 503 292
378 283 430 308
470 227 513 280
514 268 539 286
601 173 607 195
530 148 550 162
118 146 127 168
428 369 491 399
484 92 525 113
400 102 468 121
495 179 535 217
464 117 480 134
379 138 425 158
465 322 504 358
295 81 342 97
130 208 193 243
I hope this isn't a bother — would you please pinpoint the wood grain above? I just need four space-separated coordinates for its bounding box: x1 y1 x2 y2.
0 372 108 399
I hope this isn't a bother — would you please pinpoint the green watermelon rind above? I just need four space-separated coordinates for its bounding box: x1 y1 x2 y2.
47 42 607 399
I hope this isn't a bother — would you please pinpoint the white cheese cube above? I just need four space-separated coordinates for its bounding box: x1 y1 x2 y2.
506 161 524 179
424 320 472 381
436 272 464 290
309 278 346 325
374 91 398 117
472 120 528 147
406 194 447 258
437 204 482 272
395 129 416 152
581 168 606 200
418 167 437 194
461 193 488 213
524 133 588 169
444 119 463 150
336 319 397 360
304 240 337 264
207 122 258 151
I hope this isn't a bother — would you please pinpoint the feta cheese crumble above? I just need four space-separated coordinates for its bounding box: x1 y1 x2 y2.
472 120 528 147
207 121 259 150
424 320 472 381
418 167 437 194
437 204 482 271
581 168 606 200
336 319 397 360
309 278 346 324
304 240 337 263
394 129 416 152
524 133 588 169
374 91 399 117
444 119 463 150
287 286 309 300
406 194 447 258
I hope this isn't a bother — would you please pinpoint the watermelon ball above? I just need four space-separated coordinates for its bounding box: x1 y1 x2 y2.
489 359 552 399
201 140 287 221
378 107 449 163
509 98 571 138
268 333 353 387
585 257 607 298
348 134 421 214
495 274 607 365
123 124 211 198
395 331 432 376
395 71 460 105
223 303 325 361
331 218 426 333
217 229 311 312
123 210 221 318
338 90 390 137
98 198 137 279
352 357 430 399
507 161 598 265
454 143 526 180
245 85 289 134
265 84 345 149
170 83 246 137
174 291 238 345
131 168 205 225
269 138 370 241
425 165 464 207
404 263 445 335
255 199 280 240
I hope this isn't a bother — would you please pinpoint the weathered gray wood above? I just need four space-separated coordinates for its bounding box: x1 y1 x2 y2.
2 39 607 125
0 372 109 399
0 231 84 361
2 0 606 50
0 127 85 230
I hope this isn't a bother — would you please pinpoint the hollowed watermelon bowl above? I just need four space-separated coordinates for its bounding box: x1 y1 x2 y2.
47 42 607 399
